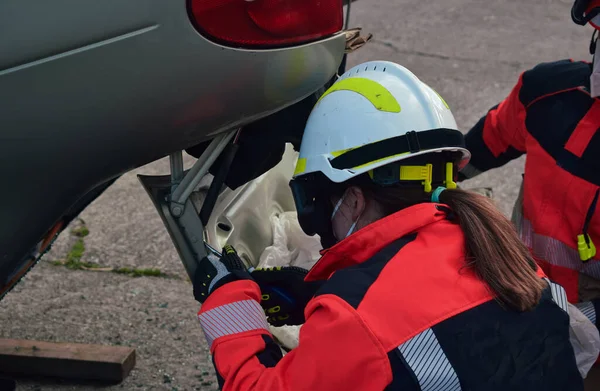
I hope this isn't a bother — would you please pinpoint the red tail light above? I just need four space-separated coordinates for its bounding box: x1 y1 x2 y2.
188 0 343 48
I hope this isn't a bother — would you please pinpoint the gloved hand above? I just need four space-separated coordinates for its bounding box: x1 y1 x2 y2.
193 245 252 304
251 267 324 327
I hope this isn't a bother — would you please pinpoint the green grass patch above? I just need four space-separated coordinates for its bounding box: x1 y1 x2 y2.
50 237 102 270
67 239 85 262
113 267 168 278
71 226 90 238
63 239 100 270
49 222 171 278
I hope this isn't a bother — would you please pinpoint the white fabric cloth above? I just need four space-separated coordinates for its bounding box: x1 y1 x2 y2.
258 212 321 351
258 212 321 271
568 303 600 378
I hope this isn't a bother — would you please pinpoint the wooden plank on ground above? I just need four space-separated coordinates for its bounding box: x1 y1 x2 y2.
0 339 135 383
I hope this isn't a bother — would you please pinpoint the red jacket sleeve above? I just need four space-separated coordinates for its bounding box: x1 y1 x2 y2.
460 59 592 180
460 74 528 180
198 280 391 391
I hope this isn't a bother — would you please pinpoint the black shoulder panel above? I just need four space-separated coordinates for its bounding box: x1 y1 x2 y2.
519 60 592 107
525 89 600 185
581 125 600 175
431 287 583 391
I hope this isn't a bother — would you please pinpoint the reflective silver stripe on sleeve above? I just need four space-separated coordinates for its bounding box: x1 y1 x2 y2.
545 278 569 313
398 328 462 391
520 219 600 279
198 300 269 347
576 301 597 324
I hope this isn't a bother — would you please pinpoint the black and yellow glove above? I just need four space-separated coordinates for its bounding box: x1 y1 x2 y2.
193 245 252 304
251 267 324 327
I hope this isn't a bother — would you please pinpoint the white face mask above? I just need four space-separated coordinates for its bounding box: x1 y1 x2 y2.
331 191 361 240
591 51 600 98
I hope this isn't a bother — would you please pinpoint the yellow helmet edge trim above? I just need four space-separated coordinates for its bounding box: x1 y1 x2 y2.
432 88 450 110
294 157 307 176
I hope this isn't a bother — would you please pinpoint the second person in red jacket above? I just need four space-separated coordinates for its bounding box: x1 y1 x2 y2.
459 0 600 335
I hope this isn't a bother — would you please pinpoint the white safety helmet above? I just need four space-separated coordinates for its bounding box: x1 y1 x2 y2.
289 61 470 245
293 60 470 184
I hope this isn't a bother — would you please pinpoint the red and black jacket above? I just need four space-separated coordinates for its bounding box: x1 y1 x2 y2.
197 203 581 390
460 59 600 328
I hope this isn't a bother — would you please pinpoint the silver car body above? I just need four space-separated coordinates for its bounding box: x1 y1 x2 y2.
0 0 345 295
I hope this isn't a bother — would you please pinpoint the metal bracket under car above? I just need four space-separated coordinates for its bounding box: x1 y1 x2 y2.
138 130 238 281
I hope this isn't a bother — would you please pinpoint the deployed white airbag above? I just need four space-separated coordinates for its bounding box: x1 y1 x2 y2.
258 211 321 351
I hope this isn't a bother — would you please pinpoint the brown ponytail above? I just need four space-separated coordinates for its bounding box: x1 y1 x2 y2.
338 175 545 312
437 188 545 311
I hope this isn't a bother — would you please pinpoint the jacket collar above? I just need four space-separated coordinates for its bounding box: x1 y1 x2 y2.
305 203 449 281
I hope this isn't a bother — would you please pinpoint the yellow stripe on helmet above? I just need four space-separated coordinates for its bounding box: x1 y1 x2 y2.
318 77 401 113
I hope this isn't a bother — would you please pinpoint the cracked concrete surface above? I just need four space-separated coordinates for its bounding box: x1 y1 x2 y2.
1 0 596 390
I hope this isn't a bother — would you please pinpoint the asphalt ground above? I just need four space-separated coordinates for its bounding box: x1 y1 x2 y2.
1 1 596 390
